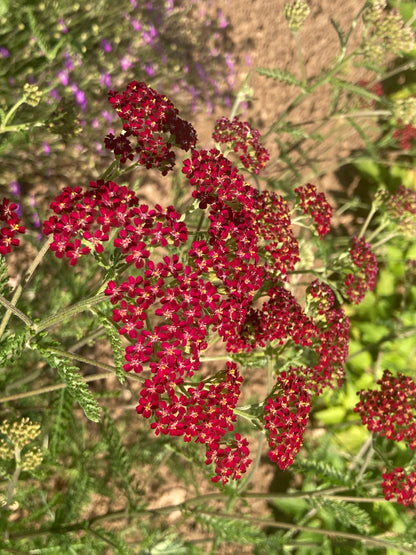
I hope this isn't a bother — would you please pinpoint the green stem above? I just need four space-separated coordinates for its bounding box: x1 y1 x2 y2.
0 236 53 340
294 31 307 86
264 51 358 138
2 98 26 129
358 202 378 239
372 232 401 250
6 447 22 510
0 294 34 328
34 293 107 333
0 371 114 404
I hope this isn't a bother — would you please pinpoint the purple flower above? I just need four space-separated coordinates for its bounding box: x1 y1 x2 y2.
42 142 51 154
32 212 41 229
50 88 61 100
100 72 112 87
131 18 141 31
57 70 69 86
100 39 112 53
102 110 114 123
63 51 74 71
225 53 234 73
143 63 155 76
71 84 87 111
0 47 9 58
120 56 133 71
10 181 21 196
59 19 68 33
218 10 228 28
195 63 206 81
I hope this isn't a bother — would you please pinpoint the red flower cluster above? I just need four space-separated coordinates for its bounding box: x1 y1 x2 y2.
265 369 311 470
384 184 416 217
393 121 416 150
355 80 383 109
345 236 378 304
382 184 416 236
105 81 197 173
304 280 350 395
235 286 318 353
43 181 188 266
382 468 416 506
0 198 25 255
42 82 356 479
182 148 300 281
295 183 332 238
354 370 416 449
212 116 270 174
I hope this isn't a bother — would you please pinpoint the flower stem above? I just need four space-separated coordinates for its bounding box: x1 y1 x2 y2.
0 236 53 340
294 31 307 87
34 293 108 333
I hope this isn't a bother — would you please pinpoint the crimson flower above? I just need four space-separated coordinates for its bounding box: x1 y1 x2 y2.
0 198 26 255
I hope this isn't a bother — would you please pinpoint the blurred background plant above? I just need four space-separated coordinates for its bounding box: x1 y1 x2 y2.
2 0 416 553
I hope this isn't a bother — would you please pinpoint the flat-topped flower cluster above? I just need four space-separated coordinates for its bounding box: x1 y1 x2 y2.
6 81 409 489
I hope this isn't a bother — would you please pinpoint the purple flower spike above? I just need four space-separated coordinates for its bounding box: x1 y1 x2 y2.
59 19 68 33
100 39 112 53
10 181 21 196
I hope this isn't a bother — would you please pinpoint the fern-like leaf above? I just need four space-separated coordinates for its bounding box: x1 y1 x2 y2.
0 329 29 367
101 410 133 500
294 457 353 487
196 513 263 544
35 345 101 422
0 256 10 296
314 498 371 534
50 388 74 459
54 467 92 525
90 527 133 555
99 314 126 384
257 67 308 90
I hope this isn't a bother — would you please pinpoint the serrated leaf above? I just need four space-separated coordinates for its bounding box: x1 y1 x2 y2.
35 345 101 422
257 67 308 90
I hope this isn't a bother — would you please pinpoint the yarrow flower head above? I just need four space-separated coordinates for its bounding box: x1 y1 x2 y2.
212 116 270 174
392 98 416 128
382 468 416 506
392 121 416 150
294 183 332 238
380 184 416 236
354 370 416 449
265 368 311 470
364 1 415 60
344 236 378 304
283 0 310 32
41 81 358 483
105 81 197 174
0 198 26 255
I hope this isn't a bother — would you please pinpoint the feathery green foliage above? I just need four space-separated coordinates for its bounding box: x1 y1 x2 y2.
257 66 308 90
315 498 372 534
34 341 101 422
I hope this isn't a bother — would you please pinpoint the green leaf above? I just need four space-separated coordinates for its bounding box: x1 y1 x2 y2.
256 67 308 90
50 388 74 459
318 498 371 534
35 343 101 422
98 313 126 384
315 406 346 425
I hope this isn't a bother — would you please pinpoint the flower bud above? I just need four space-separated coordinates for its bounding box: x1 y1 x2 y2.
283 0 310 32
